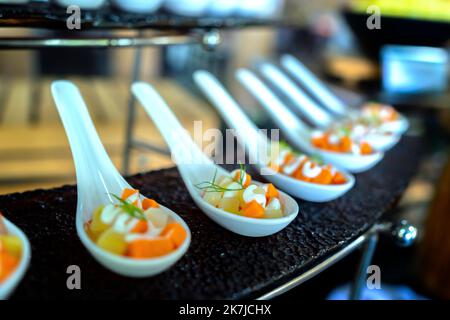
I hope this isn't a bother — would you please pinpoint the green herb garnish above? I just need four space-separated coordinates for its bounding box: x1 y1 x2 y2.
110 194 146 220
195 164 247 193
310 153 324 166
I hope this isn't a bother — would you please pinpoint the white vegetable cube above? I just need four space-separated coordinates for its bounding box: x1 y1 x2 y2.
145 207 169 229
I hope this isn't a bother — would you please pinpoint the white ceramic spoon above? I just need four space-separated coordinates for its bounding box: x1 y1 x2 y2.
51 81 191 277
280 54 409 134
193 70 355 202
236 69 384 173
259 62 401 151
132 82 299 237
0 217 31 300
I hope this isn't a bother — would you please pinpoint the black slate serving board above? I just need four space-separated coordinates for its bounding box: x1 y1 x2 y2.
0 136 424 299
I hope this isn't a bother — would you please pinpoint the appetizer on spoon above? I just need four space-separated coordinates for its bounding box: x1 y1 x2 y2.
132 82 299 236
280 54 409 134
0 213 31 300
194 70 354 202
259 62 400 151
51 81 190 277
236 69 384 173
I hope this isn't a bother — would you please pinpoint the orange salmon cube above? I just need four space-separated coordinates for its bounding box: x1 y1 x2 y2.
242 200 265 218
0 252 19 282
131 220 148 234
142 198 160 210
161 223 187 248
127 238 175 259
332 172 347 184
312 168 333 184
360 142 372 155
265 183 279 201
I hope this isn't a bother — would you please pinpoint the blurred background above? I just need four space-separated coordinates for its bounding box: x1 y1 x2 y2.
0 0 449 300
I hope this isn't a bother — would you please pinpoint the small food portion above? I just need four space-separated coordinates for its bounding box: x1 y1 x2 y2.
311 128 374 156
268 142 347 185
85 189 187 259
359 102 399 126
0 213 22 284
196 165 284 219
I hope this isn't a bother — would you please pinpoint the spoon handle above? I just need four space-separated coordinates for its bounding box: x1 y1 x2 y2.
281 54 347 116
193 70 270 165
51 81 129 210
235 69 314 154
132 82 216 176
259 63 333 129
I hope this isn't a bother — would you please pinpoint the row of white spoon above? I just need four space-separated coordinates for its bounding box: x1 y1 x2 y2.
2 56 408 294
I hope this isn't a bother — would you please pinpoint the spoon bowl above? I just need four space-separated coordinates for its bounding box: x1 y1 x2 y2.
132 82 299 237
193 70 355 201
236 68 384 173
51 81 190 277
281 54 409 135
259 62 401 152
0 218 31 300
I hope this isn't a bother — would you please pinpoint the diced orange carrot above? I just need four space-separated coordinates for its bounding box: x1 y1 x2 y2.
311 136 326 149
161 223 187 248
0 251 19 283
265 183 279 201
234 171 252 188
242 200 265 219
282 153 294 166
121 188 137 200
127 238 175 259
360 142 372 155
131 220 148 234
142 198 160 210
312 168 333 184
340 136 352 153
332 172 347 184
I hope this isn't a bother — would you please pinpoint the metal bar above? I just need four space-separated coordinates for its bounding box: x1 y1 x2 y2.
349 232 379 300
132 139 171 156
0 33 197 49
122 45 142 175
257 226 377 300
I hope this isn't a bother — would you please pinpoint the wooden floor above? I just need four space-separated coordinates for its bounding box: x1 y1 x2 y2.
0 76 219 195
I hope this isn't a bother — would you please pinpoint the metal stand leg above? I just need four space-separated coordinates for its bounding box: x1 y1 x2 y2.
349 233 379 300
122 46 142 176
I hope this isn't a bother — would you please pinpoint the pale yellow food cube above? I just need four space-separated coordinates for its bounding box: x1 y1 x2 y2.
264 209 283 219
217 176 233 187
96 229 127 256
89 206 109 236
204 191 223 207
0 235 22 257
145 208 169 229
219 197 240 214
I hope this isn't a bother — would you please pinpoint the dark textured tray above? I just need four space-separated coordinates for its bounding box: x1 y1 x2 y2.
0 135 424 300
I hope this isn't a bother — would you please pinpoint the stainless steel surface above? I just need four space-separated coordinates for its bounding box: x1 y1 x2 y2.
349 232 379 300
0 33 197 49
122 45 142 176
390 219 418 247
257 225 377 300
